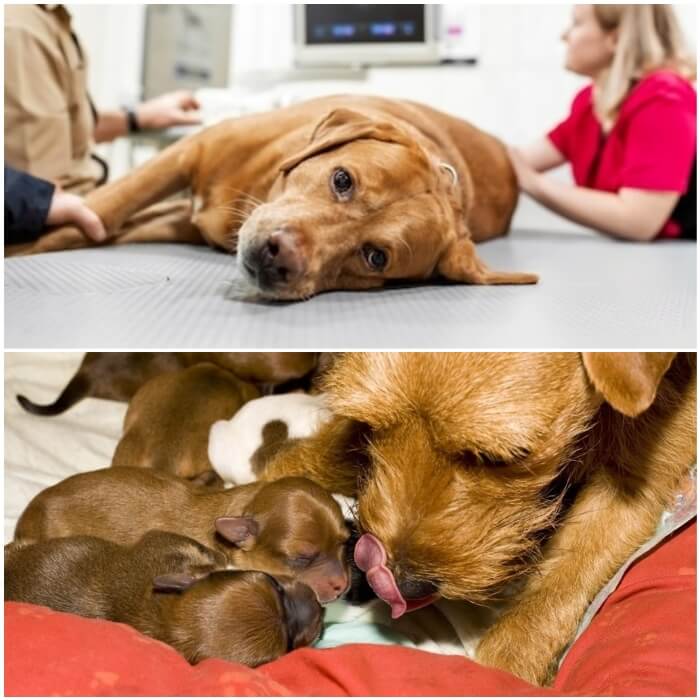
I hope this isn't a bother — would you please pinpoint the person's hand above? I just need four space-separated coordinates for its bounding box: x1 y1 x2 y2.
45 189 106 242
136 90 202 131
507 146 543 197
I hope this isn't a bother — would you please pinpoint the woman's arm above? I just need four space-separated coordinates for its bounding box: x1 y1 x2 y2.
516 137 567 173
509 147 680 241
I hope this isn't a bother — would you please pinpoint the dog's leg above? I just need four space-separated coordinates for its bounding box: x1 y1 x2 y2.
85 136 201 233
115 200 203 245
5 135 203 256
475 471 674 685
262 417 362 497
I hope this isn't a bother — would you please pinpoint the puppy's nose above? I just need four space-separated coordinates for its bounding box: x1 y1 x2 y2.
327 573 349 597
396 577 438 601
248 229 305 289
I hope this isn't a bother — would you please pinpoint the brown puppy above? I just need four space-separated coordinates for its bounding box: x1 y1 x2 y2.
5 530 323 666
10 95 537 297
263 352 696 684
15 468 349 604
112 363 260 486
16 351 319 416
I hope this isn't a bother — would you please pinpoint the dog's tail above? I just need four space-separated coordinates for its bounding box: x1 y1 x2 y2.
16 374 89 416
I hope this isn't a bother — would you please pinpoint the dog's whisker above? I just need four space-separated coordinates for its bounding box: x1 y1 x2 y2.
215 205 257 221
221 186 265 206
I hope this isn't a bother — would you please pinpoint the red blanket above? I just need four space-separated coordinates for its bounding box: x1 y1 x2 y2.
5 522 696 696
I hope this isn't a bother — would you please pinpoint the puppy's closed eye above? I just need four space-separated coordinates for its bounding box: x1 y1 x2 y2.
289 552 320 569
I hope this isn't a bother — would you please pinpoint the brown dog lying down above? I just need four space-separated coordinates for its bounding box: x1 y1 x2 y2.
15 468 350 604
262 352 697 684
5 530 322 666
16 351 319 416
10 95 538 299
112 363 261 487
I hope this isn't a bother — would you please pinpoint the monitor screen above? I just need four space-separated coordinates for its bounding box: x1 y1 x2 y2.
142 5 232 100
294 4 439 67
304 5 426 45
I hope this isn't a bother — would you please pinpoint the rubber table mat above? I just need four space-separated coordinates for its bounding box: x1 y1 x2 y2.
5 231 695 349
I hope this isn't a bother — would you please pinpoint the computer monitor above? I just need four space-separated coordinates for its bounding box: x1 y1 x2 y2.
141 4 232 100
294 4 440 67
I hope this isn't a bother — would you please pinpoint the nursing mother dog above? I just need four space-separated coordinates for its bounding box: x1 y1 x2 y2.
263 352 697 685
11 95 537 298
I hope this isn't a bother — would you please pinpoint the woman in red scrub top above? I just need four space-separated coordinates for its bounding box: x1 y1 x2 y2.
509 4 696 241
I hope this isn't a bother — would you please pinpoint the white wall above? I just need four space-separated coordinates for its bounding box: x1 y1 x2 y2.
68 3 697 232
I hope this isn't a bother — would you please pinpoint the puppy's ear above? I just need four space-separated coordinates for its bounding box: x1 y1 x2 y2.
153 572 203 593
436 238 538 285
215 516 259 550
581 352 676 417
279 108 414 174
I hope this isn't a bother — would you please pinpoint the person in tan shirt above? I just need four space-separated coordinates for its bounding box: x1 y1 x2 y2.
5 4 200 244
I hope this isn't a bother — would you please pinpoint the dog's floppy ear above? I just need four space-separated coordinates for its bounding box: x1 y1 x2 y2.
215 516 259 551
153 571 208 593
581 352 676 416
436 238 538 285
279 108 413 173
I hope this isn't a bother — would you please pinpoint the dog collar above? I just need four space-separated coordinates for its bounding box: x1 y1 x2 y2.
438 162 459 186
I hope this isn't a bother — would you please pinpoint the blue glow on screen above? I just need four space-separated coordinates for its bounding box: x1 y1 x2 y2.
331 24 355 38
370 22 396 37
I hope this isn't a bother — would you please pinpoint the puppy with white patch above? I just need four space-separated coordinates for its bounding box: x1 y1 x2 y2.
208 393 355 520
208 393 332 485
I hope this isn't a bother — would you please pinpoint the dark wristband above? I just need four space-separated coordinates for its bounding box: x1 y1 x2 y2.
123 107 141 133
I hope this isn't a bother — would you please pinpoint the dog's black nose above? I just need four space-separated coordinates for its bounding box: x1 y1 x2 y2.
396 577 438 600
246 230 305 289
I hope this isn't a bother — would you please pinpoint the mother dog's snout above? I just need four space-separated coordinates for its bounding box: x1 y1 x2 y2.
244 229 306 289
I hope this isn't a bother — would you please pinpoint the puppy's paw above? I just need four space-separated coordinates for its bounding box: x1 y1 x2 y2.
476 611 561 686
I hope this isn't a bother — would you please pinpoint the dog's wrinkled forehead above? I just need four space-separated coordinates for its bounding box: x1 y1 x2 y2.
324 353 591 430
279 107 431 176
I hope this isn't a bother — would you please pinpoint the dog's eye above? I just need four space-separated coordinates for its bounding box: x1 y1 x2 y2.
461 450 510 468
289 552 319 569
362 244 388 271
331 168 353 196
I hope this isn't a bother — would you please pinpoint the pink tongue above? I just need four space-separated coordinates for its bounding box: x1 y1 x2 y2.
354 533 407 619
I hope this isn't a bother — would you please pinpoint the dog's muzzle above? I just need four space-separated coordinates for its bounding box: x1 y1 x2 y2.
241 229 306 291
354 533 440 618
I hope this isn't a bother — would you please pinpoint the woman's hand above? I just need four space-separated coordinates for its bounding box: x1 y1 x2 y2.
136 90 202 131
507 146 544 197
46 189 106 242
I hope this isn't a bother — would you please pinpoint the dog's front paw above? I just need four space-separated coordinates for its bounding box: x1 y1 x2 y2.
476 610 562 686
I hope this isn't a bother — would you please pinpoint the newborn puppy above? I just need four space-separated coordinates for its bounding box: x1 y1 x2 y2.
112 363 260 486
208 392 332 485
15 468 349 604
16 352 319 416
5 530 323 666
208 391 356 522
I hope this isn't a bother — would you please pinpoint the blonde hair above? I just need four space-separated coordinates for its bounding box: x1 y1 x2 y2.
592 4 696 129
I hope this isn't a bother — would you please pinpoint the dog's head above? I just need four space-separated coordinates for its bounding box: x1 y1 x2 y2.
215 476 350 604
153 569 323 666
314 352 677 615
235 108 536 299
